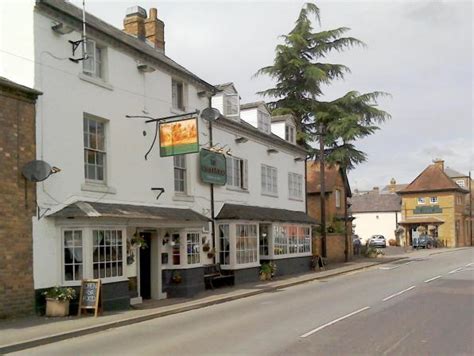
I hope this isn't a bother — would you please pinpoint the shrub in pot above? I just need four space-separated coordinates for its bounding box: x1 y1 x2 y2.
42 286 76 317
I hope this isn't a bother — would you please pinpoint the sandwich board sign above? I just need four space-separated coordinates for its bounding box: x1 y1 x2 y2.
78 279 102 317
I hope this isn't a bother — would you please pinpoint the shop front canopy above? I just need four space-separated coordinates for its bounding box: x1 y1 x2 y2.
49 201 210 222
216 203 318 225
398 216 444 226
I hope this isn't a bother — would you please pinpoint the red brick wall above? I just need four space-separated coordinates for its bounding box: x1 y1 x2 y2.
313 234 351 263
0 85 37 318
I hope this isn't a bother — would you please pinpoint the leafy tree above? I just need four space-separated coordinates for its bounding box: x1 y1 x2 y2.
255 2 390 170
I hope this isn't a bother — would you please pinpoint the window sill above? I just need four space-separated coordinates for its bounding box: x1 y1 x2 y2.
268 252 312 260
261 192 278 198
79 73 114 91
289 196 304 202
172 194 195 202
226 186 249 194
170 107 187 115
81 182 117 194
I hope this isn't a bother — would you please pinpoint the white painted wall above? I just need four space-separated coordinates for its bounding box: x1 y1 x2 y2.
272 121 286 140
352 212 401 245
240 108 258 128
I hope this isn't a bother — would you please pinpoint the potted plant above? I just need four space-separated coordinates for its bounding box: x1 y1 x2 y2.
171 271 182 284
42 286 76 317
259 262 276 281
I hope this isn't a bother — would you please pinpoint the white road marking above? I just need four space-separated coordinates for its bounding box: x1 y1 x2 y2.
424 275 442 283
448 267 463 274
466 262 474 267
300 306 371 338
379 261 413 270
382 286 416 302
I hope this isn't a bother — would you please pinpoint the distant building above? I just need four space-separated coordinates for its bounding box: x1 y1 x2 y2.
350 186 402 245
306 162 352 262
397 160 471 247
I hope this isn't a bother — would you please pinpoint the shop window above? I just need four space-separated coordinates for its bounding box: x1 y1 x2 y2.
63 230 83 281
172 233 180 265
236 224 258 264
299 226 311 253
187 232 200 265
288 225 298 253
92 229 123 279
219 225 230 265
273 225 288 255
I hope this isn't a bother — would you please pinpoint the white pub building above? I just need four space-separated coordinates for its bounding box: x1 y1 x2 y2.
0 0 315 312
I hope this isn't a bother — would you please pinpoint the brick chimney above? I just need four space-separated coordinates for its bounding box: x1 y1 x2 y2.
123 6 147 40
433 159 444 171
389 178 397 193
145 8 165 52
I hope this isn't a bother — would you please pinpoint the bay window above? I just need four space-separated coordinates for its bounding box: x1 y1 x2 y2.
219 225 230 265
64 230 83 281
236 224 258 264
186 232 200 265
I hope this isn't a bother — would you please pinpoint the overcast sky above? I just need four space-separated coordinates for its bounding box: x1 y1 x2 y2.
72 0 473 190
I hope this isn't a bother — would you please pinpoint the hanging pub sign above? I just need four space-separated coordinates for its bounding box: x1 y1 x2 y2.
159 117 199 157
199 149 227 185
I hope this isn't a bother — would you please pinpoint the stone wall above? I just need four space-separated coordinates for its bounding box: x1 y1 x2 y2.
0 80 39 318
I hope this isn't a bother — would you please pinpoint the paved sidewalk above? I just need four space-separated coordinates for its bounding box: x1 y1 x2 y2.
1 249 465 354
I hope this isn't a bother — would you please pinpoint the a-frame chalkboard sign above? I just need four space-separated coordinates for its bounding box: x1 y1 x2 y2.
78 279 102 317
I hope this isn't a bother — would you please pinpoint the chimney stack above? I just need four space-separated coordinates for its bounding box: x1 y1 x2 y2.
123 6 147 40
144 8 165 52
389 178 397 193
433 159 444 171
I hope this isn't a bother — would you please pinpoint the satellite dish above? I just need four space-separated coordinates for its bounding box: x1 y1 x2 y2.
21 160 56 182
201 107 221 122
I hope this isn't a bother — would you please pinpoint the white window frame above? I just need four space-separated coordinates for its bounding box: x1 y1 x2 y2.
285 124 296 144
61 226 127 286
83 39 105 79
455 179 465 188
92 229 125 280
62 229 84 283
218 224 230 266
430 196 438 204
224 94 239 117
84 115 107 183
417 197 426 205
261 164 278 197
272 224 311 258
335 189 342 208
226 156 248 190
174 155 187 194
288 172 303 200
257 110 271 134
235 224 258 265
172 79 185 111
186 232 200 265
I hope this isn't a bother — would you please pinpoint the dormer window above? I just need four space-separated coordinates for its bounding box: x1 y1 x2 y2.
257 110 271 134
285 124 296 144
224 94 239 117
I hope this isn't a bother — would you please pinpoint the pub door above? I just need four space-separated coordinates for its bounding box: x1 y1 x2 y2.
139 233 152 299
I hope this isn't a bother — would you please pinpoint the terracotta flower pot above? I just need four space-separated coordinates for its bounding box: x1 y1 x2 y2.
45 299 70 317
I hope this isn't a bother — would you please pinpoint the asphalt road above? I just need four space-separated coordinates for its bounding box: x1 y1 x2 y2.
15 248 474 356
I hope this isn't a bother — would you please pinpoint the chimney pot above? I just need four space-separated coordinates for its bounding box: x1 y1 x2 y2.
433 159 445 171
123 6 147 40
144 7 165 52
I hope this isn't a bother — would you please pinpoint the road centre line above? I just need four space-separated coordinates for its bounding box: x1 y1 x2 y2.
448 267 464 274
300 306 370 338
382 286 416 302
466 262 474 267
424 275 442 283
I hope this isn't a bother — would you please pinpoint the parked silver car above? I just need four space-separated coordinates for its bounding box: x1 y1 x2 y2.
368 235 386 248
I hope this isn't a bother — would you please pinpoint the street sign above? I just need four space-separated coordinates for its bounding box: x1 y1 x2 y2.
200 149 227 185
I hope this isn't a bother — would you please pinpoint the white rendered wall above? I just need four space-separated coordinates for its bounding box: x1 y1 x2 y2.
271 122 285 140
240 108 258 128
0 1 36 87
353 212 401 244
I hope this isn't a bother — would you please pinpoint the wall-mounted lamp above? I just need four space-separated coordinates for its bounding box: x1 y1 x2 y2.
137 62 156 73
267 148 279 154
294 156 305 162
51 22 74 35
151 187 165 200
235 136 248 144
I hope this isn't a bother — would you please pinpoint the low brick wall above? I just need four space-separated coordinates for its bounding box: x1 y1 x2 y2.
313 234 352 263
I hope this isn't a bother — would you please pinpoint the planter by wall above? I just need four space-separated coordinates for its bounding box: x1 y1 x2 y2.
45 299 70 317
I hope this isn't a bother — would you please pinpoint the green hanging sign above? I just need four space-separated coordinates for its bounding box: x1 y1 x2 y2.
199 149 227 185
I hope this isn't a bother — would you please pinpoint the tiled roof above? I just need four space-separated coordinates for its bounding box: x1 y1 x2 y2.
380 183 408 194
444 167 468 178
240 101 266 110
50 201 210 222
398 164 469 194
216 204 317 224
38 0 214 91
0 76 42 96
350 191 401 213
306 162 351 197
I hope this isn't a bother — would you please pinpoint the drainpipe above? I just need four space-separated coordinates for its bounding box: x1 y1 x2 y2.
208 96 216 263
344 185 349 262
319 123 327 258
470 171 473 246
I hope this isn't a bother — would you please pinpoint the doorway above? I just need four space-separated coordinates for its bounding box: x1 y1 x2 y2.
139 232 152 299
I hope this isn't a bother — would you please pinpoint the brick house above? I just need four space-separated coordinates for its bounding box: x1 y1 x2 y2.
306 162 352 262
0 77 41 318
397 160 471 247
